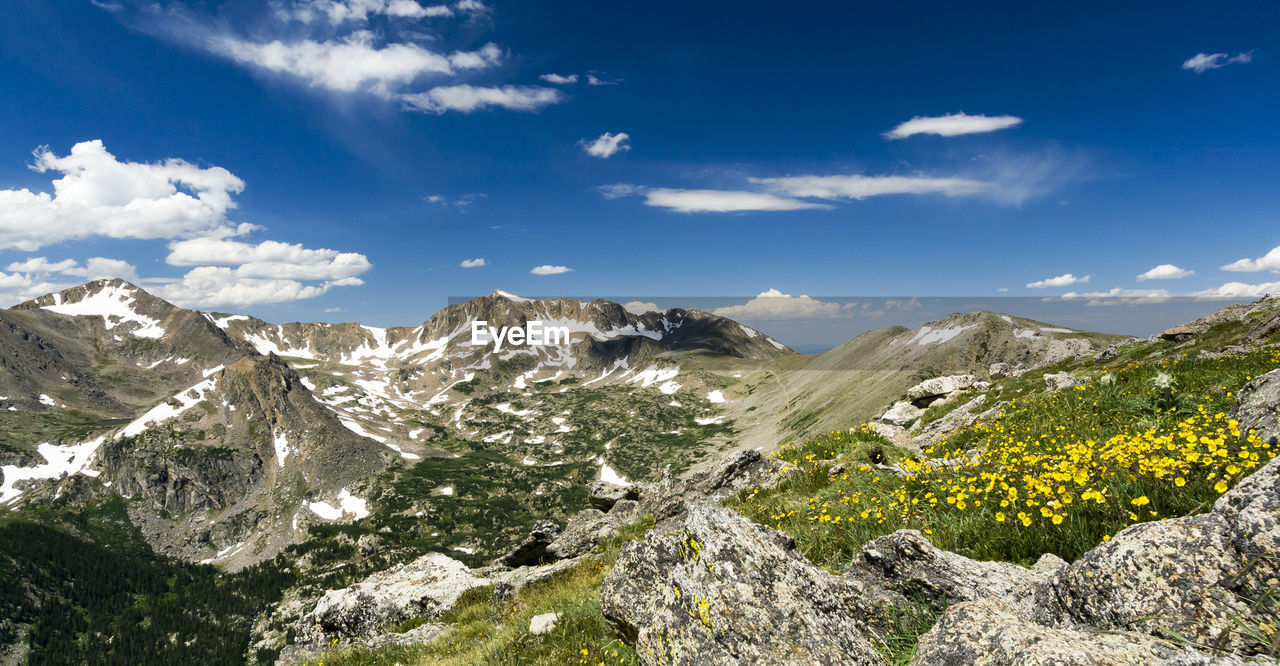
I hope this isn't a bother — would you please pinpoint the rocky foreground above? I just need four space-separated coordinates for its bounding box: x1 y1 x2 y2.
269 366 1280 665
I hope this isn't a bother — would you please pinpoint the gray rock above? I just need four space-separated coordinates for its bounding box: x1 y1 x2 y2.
636 449 788 528
1034 456 1280 653
865 422 917 453
911 597 1186 665
492 555 590 602
357 533 383 556
1044 371 1081 392
589 479 638 511
989 361 1020 378
278 623 447 665
877 401 924 427
493 519 562 568
848 529 1055 620
294 552 486 647
911 394 988 448
600 505 888 665
907 374 979 403
1231 369 1280 444
529 612 560 636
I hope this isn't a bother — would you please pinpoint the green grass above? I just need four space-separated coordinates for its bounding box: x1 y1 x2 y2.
291 516 656 666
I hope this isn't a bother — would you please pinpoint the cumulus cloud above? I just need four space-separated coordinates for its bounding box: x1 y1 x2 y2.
751 174 990 200
540 73 578 84
1221 244 1280 273
0 140 370 308
153 267 361 307
580 132 630 158
714 289 852 320
0 140 246 251
884 112 1023 139
641 189 831 213
399 84 564 113
165 238 371 280
530 264 573 275
1192 280 1280 299
622 300 660 314
460 257 485 268
1026 273 1091 288
1182 51 1254 73
1136 264 1194 281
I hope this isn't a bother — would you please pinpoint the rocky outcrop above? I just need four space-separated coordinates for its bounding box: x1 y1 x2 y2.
279 623 447 664
910 394 989 448
1032 456 1280 654
548 500 639 559
636 450 790 528
1232 369 1280 444
601 505 889 665
988 361 1024 378
589 480 638 511
293 552 486 648
493 519 562 567
906 374 982 404
912 597 1190 665
1160 295 1280 341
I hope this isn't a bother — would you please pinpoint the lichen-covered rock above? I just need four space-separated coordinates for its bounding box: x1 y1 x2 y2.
601 505 890 665
911 597 1187 665
1034 456 1280 653
1232 369 1280 444
589 479 638 511
848 529 1054 619
547 500 638 560
278 623 447 664
637 450 788 528
294 552 486 647
866 422 917 454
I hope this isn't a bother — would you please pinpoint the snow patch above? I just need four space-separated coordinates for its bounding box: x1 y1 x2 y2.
706 390 726 403
41 284 166 338
1 437 105 505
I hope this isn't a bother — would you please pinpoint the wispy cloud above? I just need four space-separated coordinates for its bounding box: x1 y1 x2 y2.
540 73 578 84
751 174 989 199
460 257 486 268
884 112 1023 139
1136 264 1194 281
641 189 831 213
1182 51 1254 73
1027 273 1090 288
399 84 564 113
530 264 573 275
1221 243 1280 273
1193 280 1280 299
104 1 565 115
580 132 630 158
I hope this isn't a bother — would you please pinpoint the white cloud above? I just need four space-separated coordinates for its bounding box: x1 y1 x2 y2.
1058 287 1172 305
0 140 246 251
1136 264 1194 281
751 174 990 200
0 141 370 309
213 33 501 93
399 84 564 113
283 0 456 24
713 289 852 320
1192 281 1280 299
153 267 361 307
580 132 630 158
460 257 485 268
622 300 660 315
884 112 1023 139
530 265 573 275
165 238 371 280
586 75 618 86
1182 51 1254 73
324 306 347 313
642 189 831 213
540 73 578 84
1221 244 1280 273
1026 273 1091 288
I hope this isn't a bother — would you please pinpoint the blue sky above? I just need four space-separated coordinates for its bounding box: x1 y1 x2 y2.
0 0 1277 344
